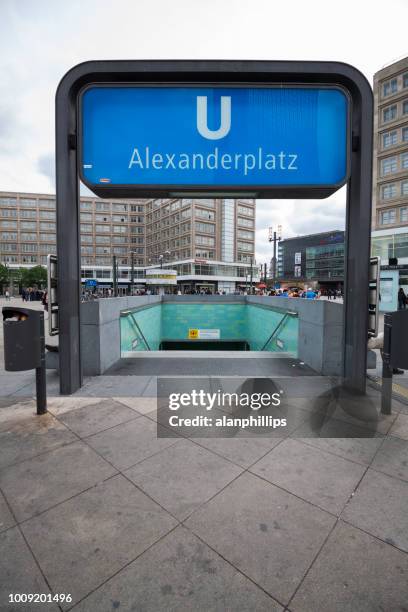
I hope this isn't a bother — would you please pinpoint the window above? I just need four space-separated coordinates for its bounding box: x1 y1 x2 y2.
96 246 110 254
40 244 56 253
39 210 55 220
195 208 215 220
39 199 55 208
402 153 408 169
130 204 143 212
95 202 110 211
238 229 254 240
402 181 408 196
1 232 17 241
20 221 37 230
383 105 397 122
237 241 253 252
1 209 17 217
380 209 396 225
19 198 37 207
20 209 36 218
113 247 127 255
80 213 92 222
383 79 398 97
195 221 215 234
21 243 37 252
80 201 92 210
0 197 17 206
403 100 408 115
40 233 56 242
237 217 254 228
112 235 126 244
382 183 397 199
130 215 144 223
401 208 408 222
112 203 128 212
95 235 110 244
113 225 127 233
40 222 55 231
112 215 128 223
21 233 37 241
81 246 94 255
381 156 397 175
22 255 37 263
404 73 408 88
0 243 17 252
382 131 398 148
237 205 254 216
80 224 92 233
0 220 17 229
95 224 110 233
195 235 215 246
95 214 111 222
80 234 92 243
403 127 408 142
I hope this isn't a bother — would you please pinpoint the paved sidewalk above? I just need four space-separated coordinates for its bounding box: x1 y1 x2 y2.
0 388 407 611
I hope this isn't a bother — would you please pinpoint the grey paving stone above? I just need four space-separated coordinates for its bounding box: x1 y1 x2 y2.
0 527 59 611
389 412 408 440
342 468 408 552
86 416 180 470
250 438 365 515
125 440 243 520
291 418 384 466
21 474 178 609
0 413 77 469
185 472 335 605
290 521 408 612
56 399 140 437
193 435 282 468
0 441 117 522
113 396 157 416
0 490 15 533
72 526 282 612
371 435 408 482
73 375 152 397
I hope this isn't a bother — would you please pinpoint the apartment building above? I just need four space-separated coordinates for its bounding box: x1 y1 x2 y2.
371 57 408 309
0 193 257 293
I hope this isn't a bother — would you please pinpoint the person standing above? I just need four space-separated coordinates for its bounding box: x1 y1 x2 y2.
5 289 10 301
398 287 406 310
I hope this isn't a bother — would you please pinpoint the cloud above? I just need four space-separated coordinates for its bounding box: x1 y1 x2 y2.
37 152 55 187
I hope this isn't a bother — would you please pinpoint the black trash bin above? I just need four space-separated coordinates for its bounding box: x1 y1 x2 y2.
2 307 47 414
3 307 42 371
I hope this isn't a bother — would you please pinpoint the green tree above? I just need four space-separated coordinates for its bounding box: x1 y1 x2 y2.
0 263 8 284
20 266 47 288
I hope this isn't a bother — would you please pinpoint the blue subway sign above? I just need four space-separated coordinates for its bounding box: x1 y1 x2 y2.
79 86 350 195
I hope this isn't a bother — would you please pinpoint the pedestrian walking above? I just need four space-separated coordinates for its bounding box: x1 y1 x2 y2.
398 287 406 310
5 289 10 301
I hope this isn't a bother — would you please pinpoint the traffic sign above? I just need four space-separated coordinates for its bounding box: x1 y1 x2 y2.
80 86 349 193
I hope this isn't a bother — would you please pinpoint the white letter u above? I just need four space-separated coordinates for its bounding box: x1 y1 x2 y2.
196 96 231 140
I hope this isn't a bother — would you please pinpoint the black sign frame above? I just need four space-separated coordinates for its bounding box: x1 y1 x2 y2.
56 60 373 394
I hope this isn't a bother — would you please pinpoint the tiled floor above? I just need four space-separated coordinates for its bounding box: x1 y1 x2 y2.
0 392 407 611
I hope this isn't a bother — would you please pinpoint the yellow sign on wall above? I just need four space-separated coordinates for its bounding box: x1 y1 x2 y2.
188 329 199 339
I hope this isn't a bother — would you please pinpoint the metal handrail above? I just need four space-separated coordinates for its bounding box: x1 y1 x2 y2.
261 311 297 351
128 312 151 350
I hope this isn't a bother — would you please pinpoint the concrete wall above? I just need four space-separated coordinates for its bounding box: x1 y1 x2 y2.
80 296 161 375
79 294 344 376
246 296 344 376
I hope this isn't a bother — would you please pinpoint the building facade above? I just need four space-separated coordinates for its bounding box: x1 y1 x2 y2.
372 57 408 232
0 192 257 293
371 57 408 309
277 231 344 290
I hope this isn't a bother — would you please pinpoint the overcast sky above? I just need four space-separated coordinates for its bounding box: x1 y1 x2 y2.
1 0 407 264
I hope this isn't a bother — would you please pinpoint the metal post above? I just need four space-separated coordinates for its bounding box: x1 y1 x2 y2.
56 71 82 395
131 251 135 296
35 312 47 415
381 313 393 415
250 257 253 294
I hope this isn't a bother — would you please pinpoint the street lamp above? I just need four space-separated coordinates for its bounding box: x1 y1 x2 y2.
268 225 282 287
